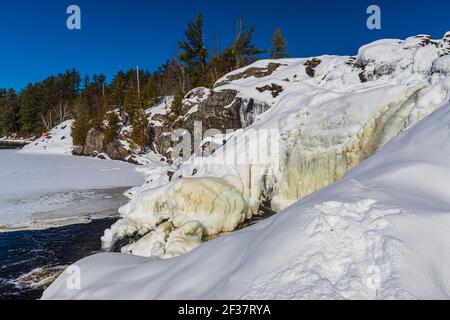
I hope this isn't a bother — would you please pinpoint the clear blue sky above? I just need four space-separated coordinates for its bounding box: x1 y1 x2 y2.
1 0 449 91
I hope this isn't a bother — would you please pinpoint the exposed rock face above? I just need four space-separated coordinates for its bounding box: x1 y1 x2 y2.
256 83 284 98
105 140 131 161
73 128 132 161
183 89 242 132
147 88 272 161
83 129 106 156
215 62 284 87
304 58 322 77
72 145 83 156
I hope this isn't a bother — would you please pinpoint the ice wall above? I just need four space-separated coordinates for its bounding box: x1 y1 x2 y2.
271 86 425 210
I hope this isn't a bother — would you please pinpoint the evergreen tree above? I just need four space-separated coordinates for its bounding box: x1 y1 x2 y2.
57 69 81 101
0 89 19 136
104 111 121 144
123 86 142 119
159 59 188 96
142 77 159 107
131 107 149 149
91 97 108 130
171 90 184 117
206 21 264 81
71 97 90 146
19 84 40 135
270 28 288 59
109 71 127 108
178 13 208 87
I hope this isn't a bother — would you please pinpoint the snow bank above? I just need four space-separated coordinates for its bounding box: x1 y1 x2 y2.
44 102 450 299
20 120 74 155
101 34 450 258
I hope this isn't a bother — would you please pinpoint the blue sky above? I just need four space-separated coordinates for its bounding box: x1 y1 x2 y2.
1 0 449 91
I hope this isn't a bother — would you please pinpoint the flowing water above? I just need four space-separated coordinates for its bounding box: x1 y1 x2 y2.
0 217 117 300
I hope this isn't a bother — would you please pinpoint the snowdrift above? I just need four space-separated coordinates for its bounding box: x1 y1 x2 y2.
44 101 450 300
102 33 450 258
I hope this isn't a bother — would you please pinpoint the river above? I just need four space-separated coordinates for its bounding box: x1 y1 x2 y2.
0 218 117 300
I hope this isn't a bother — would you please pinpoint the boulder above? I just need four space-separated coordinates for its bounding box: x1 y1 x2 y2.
83 129 106 156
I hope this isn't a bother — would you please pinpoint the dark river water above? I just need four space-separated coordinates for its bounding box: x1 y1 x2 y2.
0 218 117 300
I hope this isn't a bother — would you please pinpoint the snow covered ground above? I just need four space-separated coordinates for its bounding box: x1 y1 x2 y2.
0 150 145 230
44 102 450 300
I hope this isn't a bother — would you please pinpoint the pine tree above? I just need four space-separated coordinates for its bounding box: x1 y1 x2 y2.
72 97 90 146
19 84 40 136
131 107 149 150
171 90 184 117
270 28 288 59
104 111 121 144
206 21 264 80
142 77 159 107
109 71 127 108
91 97 108 130
178 13 208 87
0 89 19 136
123 86 142 119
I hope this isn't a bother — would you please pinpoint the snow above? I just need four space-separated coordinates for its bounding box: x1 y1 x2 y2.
100 34 450 259
20 120 74 155
434 55 450 75
121 220 203 258
44 102 450 300
413 45 439 74
357 38 417 74
145 96 173 118
0 150 145 230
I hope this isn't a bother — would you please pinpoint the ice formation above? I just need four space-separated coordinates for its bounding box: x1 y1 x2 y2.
103 33 450 258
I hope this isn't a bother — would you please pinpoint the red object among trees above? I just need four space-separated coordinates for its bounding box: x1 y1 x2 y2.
42 132 49 138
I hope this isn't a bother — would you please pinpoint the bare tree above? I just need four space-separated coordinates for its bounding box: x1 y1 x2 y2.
41 100 73 131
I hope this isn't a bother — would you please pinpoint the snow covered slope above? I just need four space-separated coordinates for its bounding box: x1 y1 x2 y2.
44 102 450 300
20 120 74 155
101 33 450 258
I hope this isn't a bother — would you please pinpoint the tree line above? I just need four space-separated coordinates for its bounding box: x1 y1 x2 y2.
0 14 288 149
